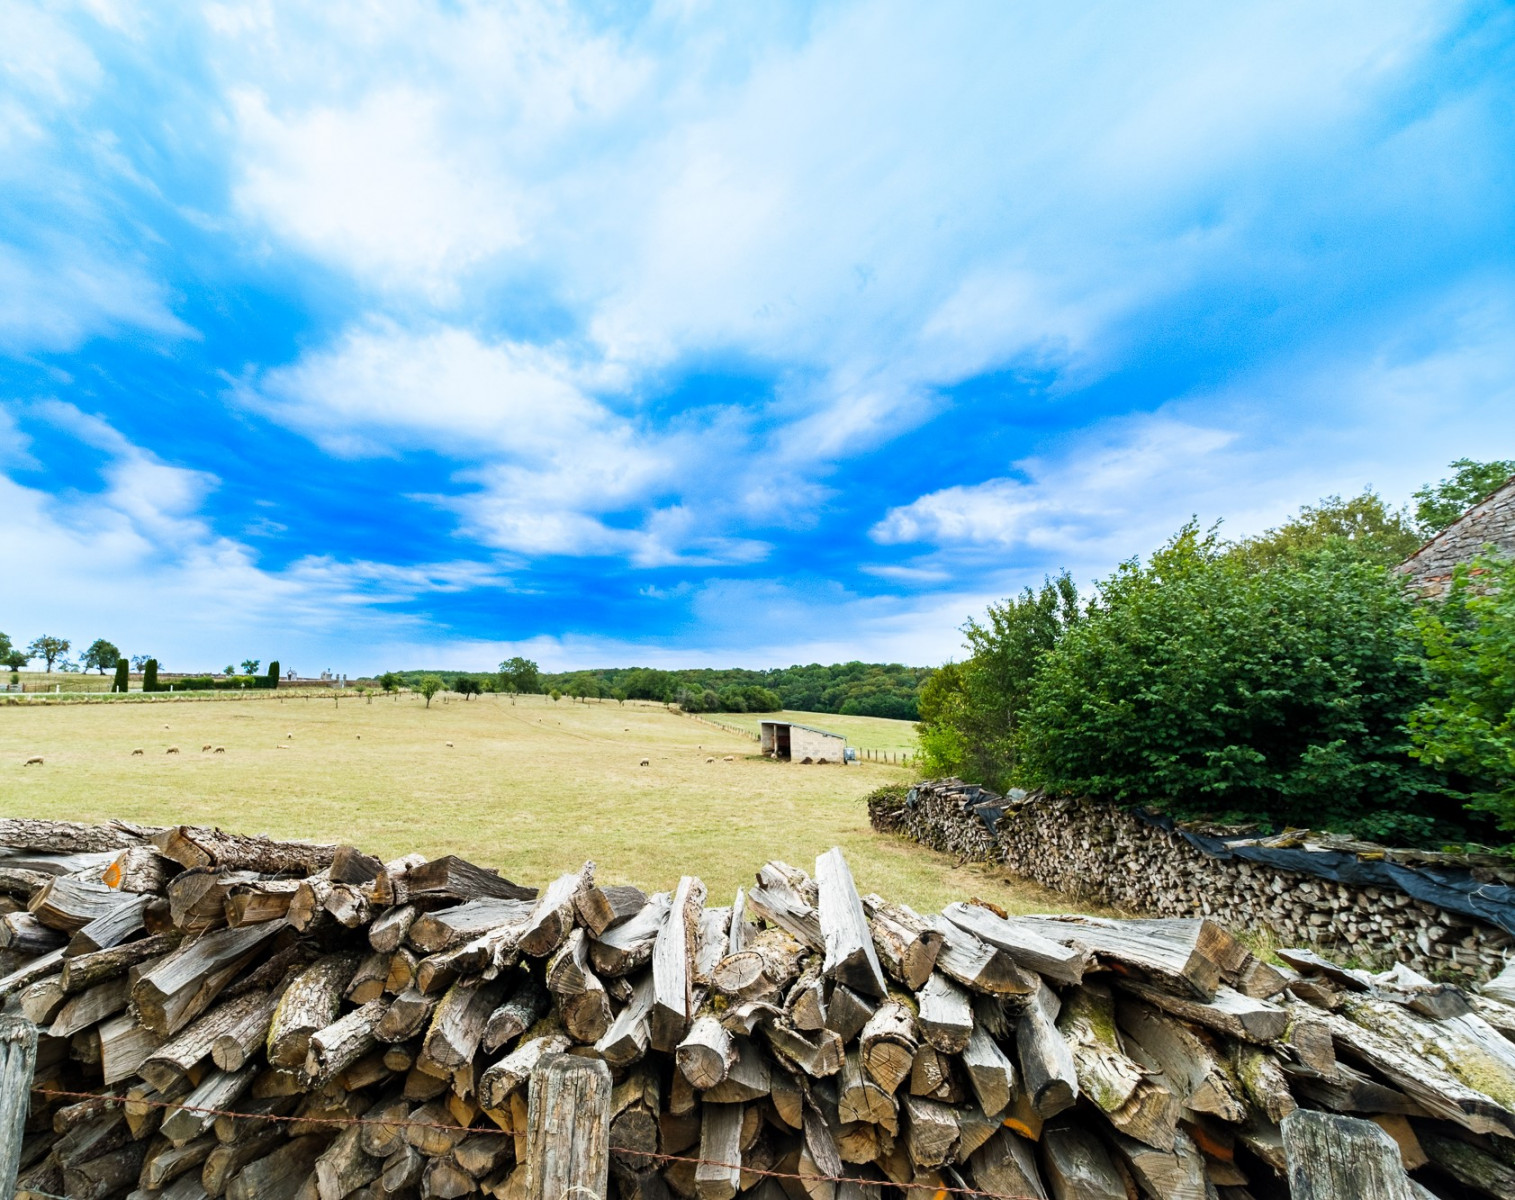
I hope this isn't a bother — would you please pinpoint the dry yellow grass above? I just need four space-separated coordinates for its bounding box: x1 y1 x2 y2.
0 691 1090 914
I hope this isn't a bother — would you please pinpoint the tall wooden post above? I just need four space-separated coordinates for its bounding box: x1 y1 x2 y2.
0 1016 39 1200
1281 1110 1414 1200
528 1054 613 1200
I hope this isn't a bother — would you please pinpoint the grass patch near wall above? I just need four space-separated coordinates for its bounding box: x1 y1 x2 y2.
1 692 1081 915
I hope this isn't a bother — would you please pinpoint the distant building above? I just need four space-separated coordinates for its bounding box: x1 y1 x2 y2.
1397 476 1515 597
760 720 849 764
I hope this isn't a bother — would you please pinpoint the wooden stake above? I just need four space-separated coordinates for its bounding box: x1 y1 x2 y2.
526 1054 612 1200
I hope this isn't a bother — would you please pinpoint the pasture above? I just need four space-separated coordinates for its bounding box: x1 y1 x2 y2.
707 709 921 756
1 691 1082 914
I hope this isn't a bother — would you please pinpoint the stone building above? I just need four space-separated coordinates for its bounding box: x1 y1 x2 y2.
1397 474 1515 597
759 720 849 764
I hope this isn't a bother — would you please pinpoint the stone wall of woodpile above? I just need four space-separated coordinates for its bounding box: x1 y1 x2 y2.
6 817 1515 1198
870 782 1515 984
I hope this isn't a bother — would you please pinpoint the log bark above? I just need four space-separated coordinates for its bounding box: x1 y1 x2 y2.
1280 1109 1414 1200
305 998 387 1085
151 826 338 874
746 868 822 952
132 922 284 1035
266 952 362 1069
140 990 272 1091
314 1124 383 1200
422 974 509 1074
210 989 281 1072
401 855 536 904
677 1012 736 1089
575 883 648 938
0 818 146 853
160 1066 256 1145
526 1055 612 1200
483 974 550 1055
815 849 886 998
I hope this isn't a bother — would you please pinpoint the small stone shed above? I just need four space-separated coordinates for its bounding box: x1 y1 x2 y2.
1397 474 1515 597
759 720 848 764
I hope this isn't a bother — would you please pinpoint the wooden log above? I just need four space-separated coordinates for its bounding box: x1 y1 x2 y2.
1 911 69 955
787 964 827 1031
824 985 875 1044
1419 1128 1515 1197
266 952 362 1068
385 947 420 994
47 975 128 1038
484 974 550 1055
18 974 65 1026
1288 1060 1422 1115
910 1045 964 1104
1110 1128 1207 1200
409 899 537 955
1116 980 1288 1044
968 1127 1046 1200
562 964 613 1044
747 869 822 952
28 874 135 933
591 893 671 977
1115 997 1245 1123
323 882 370 929
1040 1124 1125 1200
938 903 1092 987
860 998 918 1093
99 1010 165 1083
526 1055 611 1200
694 905 732 986
481 1032 573 1110
1016 982 1078 1119
151 826 337 874
61 1141 148 1199
315 1125 383 1200
0 946 64 1000
1280 1110 1414 1200
455 1131 514 1178
160 1067 256 1145
702 1037 772 1103
1004 914 1222 999
519 865 592 958
815 849 886 998
287 873 333 934
203 1126 283 1195
65 893 150 956
382 1143 425 1194
132 922 284 1035
764 1021 844 1079
0 1015 39 1198
915 974 972 1054
695 1104 744 1200
100 841 173 893
677 1013 736 1089
224 879 301 927
650 876 706 1052
710 927 805 1000
140 991 273 1090
369 904 418 953
344 951 388 1004
575 883 648 938
376 986 440 1044
838 1047 898 1132
305 998 387 1085
865 897 1033 995
0 816 145 853
865 906 941 991
546 928 593 996
59 932 179 993
902 1094 958 1168
209 990 281 1072
225 1135 328 1200
401 855 536 904
422 974 509 1074
1231 1043 1296 1125
960 1020 1015 1119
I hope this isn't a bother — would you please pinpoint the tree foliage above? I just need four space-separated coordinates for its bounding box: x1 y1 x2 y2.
265 661 280 690
419 675 444 707
142 659 159 692
112 658 129 694
454 676 482 698
28 635 69 671
379 671 401 694
1232 490 1422 568
497 657 541 695
1414 458 1515 537
241 659 261 675
83 639 121 674
1410 554 1515 834
915 573 1081 791
1016 527 1455 839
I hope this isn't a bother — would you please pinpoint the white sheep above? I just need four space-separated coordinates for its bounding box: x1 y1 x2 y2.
286 732 294 739
276 744 291 750
131 748 144 756
706 757 714 763
165 746 180 755
639 758 650 767
202 744 213 752
445 741 454 748
163 724 170 730
24 756 42 766
724 755 734 762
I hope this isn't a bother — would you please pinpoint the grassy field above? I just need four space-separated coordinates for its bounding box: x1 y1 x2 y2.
710 709 921 755
1 691 1088 915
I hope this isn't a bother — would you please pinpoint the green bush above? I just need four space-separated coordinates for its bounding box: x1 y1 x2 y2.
264 661 280 690
1016 526 1453 837
112 659 129 694
142 659 159 692
1410 554 1515 836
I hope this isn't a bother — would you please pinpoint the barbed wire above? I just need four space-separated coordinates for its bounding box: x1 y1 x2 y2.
28 1085 1038 1200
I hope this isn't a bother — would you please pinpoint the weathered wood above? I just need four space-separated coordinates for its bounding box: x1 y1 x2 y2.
422 974 508 1074
860 998 918 1093
305 998 387 1085
266 952 361 1068
224 1134 327 1200
343 951 388 1004
702 1037 771 1103
0 1015 39 1198
694 906 732 986
520 865 592 958
764 1020 844 1079
375 986 440 1044
1110 1128 1207 1200
815 849 887 998
939 903 1092 987
1115 997 1245 1123
575 883 648 938
50 975 131 1040
65 893 149 956
865 897 1033 995
651 876 706 1052
151 826 337 874
481 1031 573 1109
591 893 672 977
315 1124 383 1200
960 1020 1015 1118
483 974 550 1055
867 905 942 992
203 1125 284 1195
694 1104 744 1200
401 855 536 904
368 904 418 953
915 974 972 1054
100 841 173 893
676 1013 736 1089
60 932 179 993
1116 980 1288 1044
824 984 875 1044
209 989 281 1072
561 963 613 1044
1280 1109 1414 1200
902 1094 958 1168
595 977 658 1073
132 922 284 1035
410 899 537 955
1232 1042 1296 1125
526 1055 612 1200
224 879 301 928
99 1010 165 1083
1040 1124 1125 1200
1 912 68 955
1016 981 1078 1119
710 927 805 1001
139 990 271 1090
746 867 822 952
0 945 64 1000
787 963 827 1031
160 1067 256 1145
546 928 593 996
838 1047 898 1131
0 817 146 854
61 1140 149 1199
28 874 135 933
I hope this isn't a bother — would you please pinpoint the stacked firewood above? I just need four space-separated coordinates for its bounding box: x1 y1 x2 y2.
2 819 1515 1200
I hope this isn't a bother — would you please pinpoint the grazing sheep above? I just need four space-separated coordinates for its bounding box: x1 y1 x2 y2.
213 746 225 754
165 746 180 755
276 744 291 750
639 758 650 767
286 732 294 739
24 756 43 766
202 744 213 752
445 741 454 748
724 755 734 762
163 724 170 730
355 735 361 740
706 756 715 763
131 748 144 756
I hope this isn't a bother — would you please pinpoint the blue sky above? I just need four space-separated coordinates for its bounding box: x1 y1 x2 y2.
3 1 1514 675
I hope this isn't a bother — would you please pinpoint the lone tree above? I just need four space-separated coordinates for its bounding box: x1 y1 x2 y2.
82 639 121 674
28 636 70 672
265 661 280 690
112 658 129 694
454 676 481 699
379 671 401 695
241 659 260 675
497 656 541 696
142 659 159 692
419 675 444 708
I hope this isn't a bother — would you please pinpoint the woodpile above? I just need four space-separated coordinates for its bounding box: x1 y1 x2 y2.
3 819 1515 1199
870 782 1515 984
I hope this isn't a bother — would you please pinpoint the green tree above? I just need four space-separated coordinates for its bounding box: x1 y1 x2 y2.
915 573 1081 791
2 649 27 671
224 665 235 676
1414 458 1515 537
28 635 70 672
497 656 541 695
455 676 481 699
266 661 281 690
1233 490 1422 568
142 659 160 692
0 631 10 661
112 659 129 694
82 639 121 674
549 688 562 702
1017 526 1451 839
1409 554 1515 836
241 659 261 675
380 671 401 695
419 675 444 707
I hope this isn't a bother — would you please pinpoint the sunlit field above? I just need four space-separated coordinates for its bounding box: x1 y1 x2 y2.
1 691 1088 914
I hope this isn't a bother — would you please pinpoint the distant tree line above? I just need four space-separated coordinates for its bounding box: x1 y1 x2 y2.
0 634 282 693
917 458 1515 849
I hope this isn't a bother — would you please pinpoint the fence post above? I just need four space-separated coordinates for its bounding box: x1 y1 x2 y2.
0 1016 38 1200
527 1053 612 1200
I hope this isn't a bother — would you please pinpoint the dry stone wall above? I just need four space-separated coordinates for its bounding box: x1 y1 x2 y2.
870 780 1515 983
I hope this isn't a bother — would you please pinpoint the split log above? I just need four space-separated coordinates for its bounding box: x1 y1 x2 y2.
1279 1109 1414 1200
1003 915 1221 999
1115 997 1245 1123
1110 1127 1207 1200
483 973 551 1055
410 899 537 955
902 1094 958 1168
710 927 805 1001
702 1037 772 1103
909 1045 963 1104
375 986 440 1044
132 922 284 1035
764 1021 844 1078
939 903 1092 987
160 1066 256 1145
344 951 388 1004
29 874 135 933
824 985 875 1044
546 928 593 996
747 868 822 952
1419 1128 1515 1197
787 964 827 1031
60 932 179 993
1058 983 1176 1150
915 974 972 1054
815 849 886 998
694 906 732 985
62 1141 148 1199
525 1055 611 1200
677 1013 736 1089
520 864 592 958
266 952 362 1068
203 1126 283 1195
576 882 648 938
65 893 149 955
99 1011 165 1083
1016 981 1078 1119
0 912 68 956
860 998 918 1093
140 990 273 1090
49 976 129 1038
838 1047 898 1131
968 1127 1046 1200
400 855 536 904
151 826 337 874
1040 1124 1125 1200
865 897 1032 995
561 963 613 1044
481 1032 573 1109
224 1134 328 1200
1116 980 1288 1044
0 945 65 999
651 876 706 1052
305 998 387 1085
1231 1043 1296 1124
960 1020 1015 1118
224 879 301 927
1288 1060 1422 1115
209 990 281 1072
592 893 672 977
315 1124 383 1200
695 1103 744 1200
422 974 509 1074
866 907 941 991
